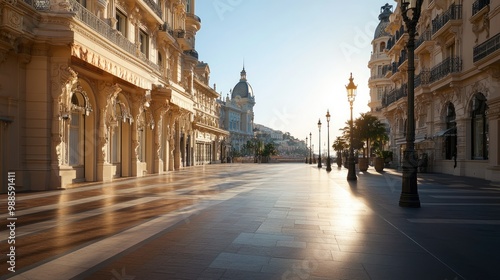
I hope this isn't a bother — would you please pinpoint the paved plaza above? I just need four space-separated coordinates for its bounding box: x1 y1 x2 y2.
1 163 500 279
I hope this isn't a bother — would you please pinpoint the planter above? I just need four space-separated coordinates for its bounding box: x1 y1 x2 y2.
358 158 369 172
374 157 385 172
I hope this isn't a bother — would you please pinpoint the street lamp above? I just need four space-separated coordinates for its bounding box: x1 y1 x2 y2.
399 0 422 208
309 132 312 164
346 73 357 181
305 137 309 164
326 110 332 172
317 119 322 168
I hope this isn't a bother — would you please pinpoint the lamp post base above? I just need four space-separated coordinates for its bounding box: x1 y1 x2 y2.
318 157 322 168
399 192 420 208
347 157 357 181
326 157 332 172
399 150 420 207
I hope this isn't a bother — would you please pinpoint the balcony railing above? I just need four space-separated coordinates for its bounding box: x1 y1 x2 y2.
429 57 462 83
143 0 162 18
432 4 462 35
184 49 198 59
387 25 405 50
472 0 489 16
415 29 432 49
382 83 407 108
24 0 50 10
473 32 500 62
414 69 430 88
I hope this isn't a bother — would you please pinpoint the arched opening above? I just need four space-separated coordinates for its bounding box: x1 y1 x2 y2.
379 41 386 52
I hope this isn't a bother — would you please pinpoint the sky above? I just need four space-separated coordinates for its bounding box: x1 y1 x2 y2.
195 1 386 153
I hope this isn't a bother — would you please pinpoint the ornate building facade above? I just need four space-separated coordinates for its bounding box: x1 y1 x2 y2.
218 67 256 153
368 0 500 184
0 0 228 192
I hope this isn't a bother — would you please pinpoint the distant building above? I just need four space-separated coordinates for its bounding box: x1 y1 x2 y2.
218 68 256 152
368 1 500 184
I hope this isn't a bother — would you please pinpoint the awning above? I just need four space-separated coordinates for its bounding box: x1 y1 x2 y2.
434 127 456 137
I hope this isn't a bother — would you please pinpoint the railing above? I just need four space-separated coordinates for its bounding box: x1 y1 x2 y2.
387 25 405 50
429 57 462 83
473 32 500 62
415 29 432 49
382 83 407 108
184 49 198 59
432 4 462 35
472 0 489 16
24 0 50 10
142 0 162 18
414 69 430 88
391 62 399 74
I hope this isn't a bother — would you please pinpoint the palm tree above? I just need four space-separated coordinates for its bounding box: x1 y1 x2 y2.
354 113 387 158
333 136 347 166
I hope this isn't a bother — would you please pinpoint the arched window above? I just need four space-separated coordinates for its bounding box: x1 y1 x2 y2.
69 93 85 166
379 41 386 52
444 103 457 160
471 93 488 160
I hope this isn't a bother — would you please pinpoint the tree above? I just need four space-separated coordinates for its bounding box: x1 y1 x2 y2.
353 113 387 158
340 120 364 152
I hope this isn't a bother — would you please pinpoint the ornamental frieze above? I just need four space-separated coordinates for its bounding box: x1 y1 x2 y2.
71 44 148 88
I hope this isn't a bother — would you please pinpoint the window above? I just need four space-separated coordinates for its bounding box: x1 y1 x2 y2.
377 87 384 100
116 10 127 34
379 42 386 52
139 29 149 56
69 93 84 166
471 93 488 160
444 103 457 160
158 52 163 66
186 0 191 13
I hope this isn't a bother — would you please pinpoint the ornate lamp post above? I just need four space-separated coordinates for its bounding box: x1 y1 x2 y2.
305 137 309 164
346 73 357 181
326 110 332 172
317 119 322 168
399 0 422 208
309 132 312 164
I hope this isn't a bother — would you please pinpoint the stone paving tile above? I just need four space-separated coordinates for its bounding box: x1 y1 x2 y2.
5 164 500 279
209 252 270 272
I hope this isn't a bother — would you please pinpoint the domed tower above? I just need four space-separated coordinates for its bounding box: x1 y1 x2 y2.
231 67 255 102
368 3 393 120
218 67 256 152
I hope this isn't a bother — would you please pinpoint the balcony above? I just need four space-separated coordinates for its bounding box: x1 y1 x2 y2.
184 49 199 59
472 0 489 16
67 0 159 71
142 0 162 18
382 83 407 108
429 57 462 83
432 4 462 36
387 25 405 51
473 32 500 63
415 29 434 54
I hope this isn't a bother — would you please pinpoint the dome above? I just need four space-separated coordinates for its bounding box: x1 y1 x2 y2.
374 3 393 39
231 68 254 99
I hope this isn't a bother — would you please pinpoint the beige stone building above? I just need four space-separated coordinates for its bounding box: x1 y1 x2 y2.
368 0 499 184
0 0 228 192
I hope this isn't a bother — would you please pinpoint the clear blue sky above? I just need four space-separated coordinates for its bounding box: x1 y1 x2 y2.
195 1 386 152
